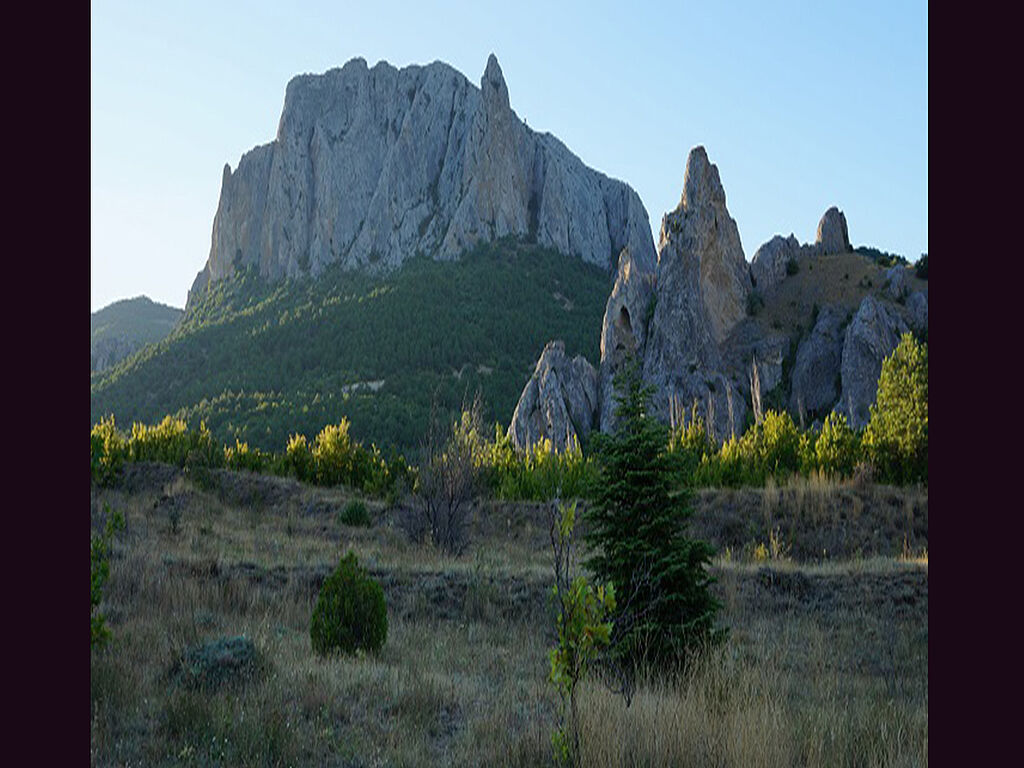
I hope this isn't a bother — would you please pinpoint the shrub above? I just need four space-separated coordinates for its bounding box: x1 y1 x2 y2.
815 411 860 477
757 410 802 479
285 433 313 482
914 252 928 280
224 438 270 473
91 505 126 648
312 420 356 486
667 407 715 484
549 501 615 767
862 334 928 484
339 499 371 527
785 258 800 276
400 399 480 555
310 552 387 656
91 416 127 486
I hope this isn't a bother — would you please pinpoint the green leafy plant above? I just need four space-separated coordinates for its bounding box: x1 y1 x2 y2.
310 552 387 656
548 501 615 767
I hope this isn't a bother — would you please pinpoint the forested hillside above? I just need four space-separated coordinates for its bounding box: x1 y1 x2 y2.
91 239 611 456
90 296 183 372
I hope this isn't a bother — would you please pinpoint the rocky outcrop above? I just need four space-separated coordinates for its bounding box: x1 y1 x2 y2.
507 340 599 452
814 206 851 255
598 247 657 432
906 290 928 334
640 146 749 442
750 205 852 293
838 295 909 427
789 305 848 420
750 234 800 292
885 265 909 300
189 55 656 308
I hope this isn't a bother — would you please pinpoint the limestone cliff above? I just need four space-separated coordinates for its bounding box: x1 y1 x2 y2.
188 55 656 308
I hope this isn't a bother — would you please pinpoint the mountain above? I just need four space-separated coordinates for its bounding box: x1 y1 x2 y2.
187 54 656 307
93 55 663 455
508 146 929 449
90 296 183 373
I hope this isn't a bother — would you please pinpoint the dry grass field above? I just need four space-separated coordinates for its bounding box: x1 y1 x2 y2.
90 464 927 767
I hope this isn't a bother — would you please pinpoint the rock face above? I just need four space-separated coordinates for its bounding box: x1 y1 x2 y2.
750 234 800 292
814 206 851 255
838 295 909 427
640 147 750 441
597 247 657 432
509 144 921 453
507 340 599 452
789 305 848 420
188 55 656 307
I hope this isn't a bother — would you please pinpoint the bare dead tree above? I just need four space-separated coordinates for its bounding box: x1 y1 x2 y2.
726 380 736 441
399 394 481 556
705 390 716 446
750 354 764 426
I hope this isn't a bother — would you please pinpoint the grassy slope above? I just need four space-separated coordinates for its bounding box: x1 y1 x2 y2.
91 465 927 767
754 249 926 340
90 240 612 456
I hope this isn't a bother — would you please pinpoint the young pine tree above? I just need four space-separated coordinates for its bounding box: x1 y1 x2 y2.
585 361 723 669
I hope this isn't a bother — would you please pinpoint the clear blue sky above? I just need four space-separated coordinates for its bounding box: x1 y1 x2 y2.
91 0 927 312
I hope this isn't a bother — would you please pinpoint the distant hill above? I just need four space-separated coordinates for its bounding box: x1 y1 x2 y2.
90 239 611 456
90 296 183 373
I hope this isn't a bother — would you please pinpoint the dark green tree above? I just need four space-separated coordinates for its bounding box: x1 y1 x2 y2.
584 360 723 669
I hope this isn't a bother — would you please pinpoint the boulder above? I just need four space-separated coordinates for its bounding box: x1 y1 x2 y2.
885 265 910 300
907 290 928 334
838 295 909 427
508 340 598 452
789 305 848 420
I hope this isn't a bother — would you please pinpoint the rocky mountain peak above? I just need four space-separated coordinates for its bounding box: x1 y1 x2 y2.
189 55 657 310
481 53 509 111
681 145 726 210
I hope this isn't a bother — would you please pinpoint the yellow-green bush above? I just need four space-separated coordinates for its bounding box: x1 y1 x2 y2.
224 438 271 473
91 415 127 485
815 411 859 477
311 420 356 486
284 433 313 481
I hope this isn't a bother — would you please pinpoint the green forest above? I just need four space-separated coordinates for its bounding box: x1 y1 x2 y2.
90 239 613 456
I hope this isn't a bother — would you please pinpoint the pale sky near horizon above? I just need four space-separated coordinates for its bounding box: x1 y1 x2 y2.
91 0 927 313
